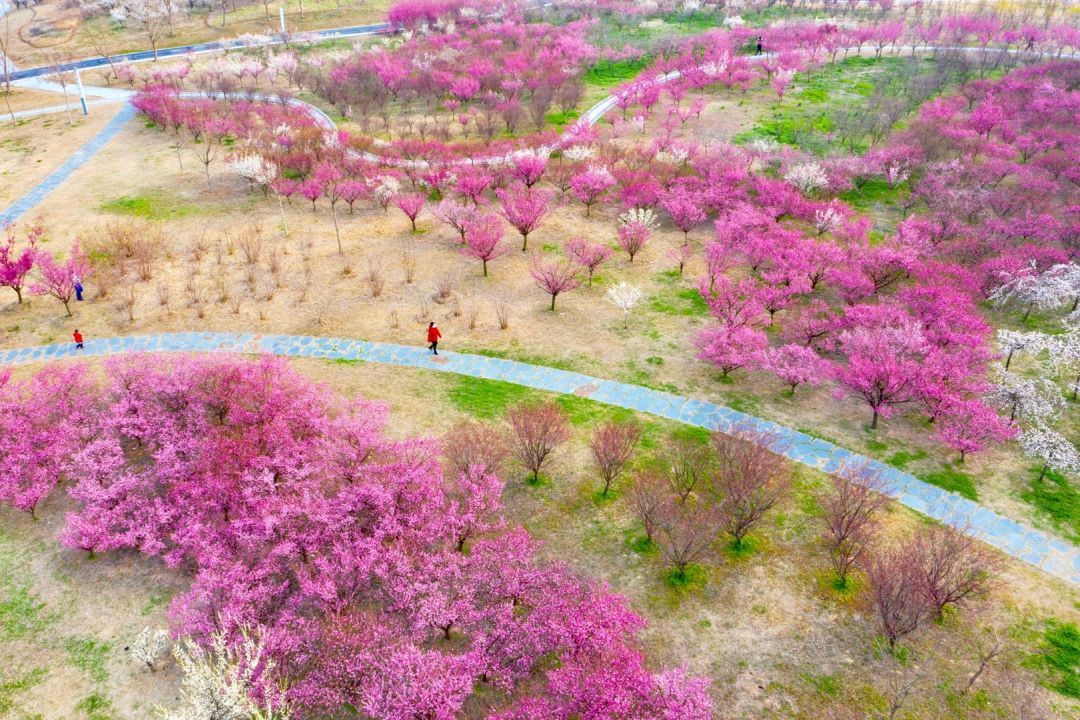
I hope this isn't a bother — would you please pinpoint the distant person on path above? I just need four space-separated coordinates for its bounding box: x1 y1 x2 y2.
427 321 441 355
74 275 84 302
755 38 763 55
73 329 84 350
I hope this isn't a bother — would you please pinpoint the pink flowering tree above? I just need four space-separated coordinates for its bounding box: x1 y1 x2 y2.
564 237 613 286
30 243 90 316
0 222 42 304
512 154 548 188
694 325 767 378
432 199 478 243
461 214 509 277
23 352 712 717
570 165 616 217
497 184 551 252
832 322 929 430
934 399 1017 463
529 255 582 311
0 365 91 518
393 193 426 232
764 344 828 395
661 188 707 242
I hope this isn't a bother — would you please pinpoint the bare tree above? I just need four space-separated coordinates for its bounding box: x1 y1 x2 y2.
709 426 791 548
507 401 570 484
821 461 890 587
915 524 1002 620
654 496 720 582
589 420 641 498
443 421 509 477
663 435 714 504
628 470 668 544
863 543 929 649
0 18 16 123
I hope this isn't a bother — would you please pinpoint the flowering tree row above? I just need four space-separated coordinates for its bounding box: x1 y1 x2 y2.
0 354 712 719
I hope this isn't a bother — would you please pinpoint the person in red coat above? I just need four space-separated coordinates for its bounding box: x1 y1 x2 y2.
427 321 442 355
73 329 84 350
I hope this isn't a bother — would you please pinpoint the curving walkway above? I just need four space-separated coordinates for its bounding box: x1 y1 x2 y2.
1 331 1077 586
0 104 136 227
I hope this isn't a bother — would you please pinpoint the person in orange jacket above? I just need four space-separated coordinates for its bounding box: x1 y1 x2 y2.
427 321 442 355
73 329 84 350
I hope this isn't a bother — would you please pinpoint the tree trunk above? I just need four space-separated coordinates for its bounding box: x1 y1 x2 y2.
550 294 556 311
278 195 289 236
332 205 342 254
871 407 879 429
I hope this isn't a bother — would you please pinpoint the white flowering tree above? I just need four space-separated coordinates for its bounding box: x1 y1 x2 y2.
617 207 658 231
607 282 644 328
131 627 170 672
1044 330 1080 399
987 371 1064 424
989 262 1070 320
110 0 170 61
1019 425 1080 481
783 162 829 195
157 627 290 720
995 328 1046 370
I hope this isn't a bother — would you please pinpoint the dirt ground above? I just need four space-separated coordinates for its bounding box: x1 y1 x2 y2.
1 357 1077 719
0 102 123 207
0 0 393 69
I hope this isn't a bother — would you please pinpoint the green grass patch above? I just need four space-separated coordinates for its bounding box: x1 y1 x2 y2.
1022 468 1080 543
663 563 707 590
554 394 636 427
840 176 908 211
724 536 759 560
802 672 841 697
648 287 709 317
0 667 46 715
584 57 651 87
446 376 536 419
1035 621 1080 699
0 584 52 642
627 534 658 555
886 448 928 470
920 466 978 501
65 636 111 684
76 692 116 720
331 357 363 366
100 191 199 221
545 109 580 128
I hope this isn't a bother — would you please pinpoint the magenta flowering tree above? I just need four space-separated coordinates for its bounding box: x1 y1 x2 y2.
432 199 478 243
661 187 707 242
456 167 494 205
564 237 612 286
764 344 828 395
511 153 548 188
30 243 90 316
934 399 1017 463
7 353 710 718
0 222 41 304
460 213 509 277
497 184 551 252
694 324 767 378
570 165 616 217
0 365 91 518
529 255 582 311
832 322 929 430
393 193 427 231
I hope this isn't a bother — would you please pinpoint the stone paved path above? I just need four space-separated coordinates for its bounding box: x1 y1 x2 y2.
0 104 136 227
2 331 1077 587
